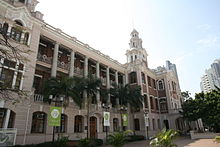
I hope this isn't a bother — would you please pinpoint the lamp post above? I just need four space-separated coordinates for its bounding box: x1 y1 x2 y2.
144 109 149 140
119 106 127 131
102 103 110 142
49 94 64 142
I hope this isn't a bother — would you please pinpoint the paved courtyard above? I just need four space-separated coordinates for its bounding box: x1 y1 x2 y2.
102 137 220 147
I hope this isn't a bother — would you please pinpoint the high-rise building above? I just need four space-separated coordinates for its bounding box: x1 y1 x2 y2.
200 59 220 93
0 0 189 145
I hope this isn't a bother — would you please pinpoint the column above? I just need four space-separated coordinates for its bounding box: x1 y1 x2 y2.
106 67 110 88
137 70 142 85
7 24 12 35
123 73 128 86
96 62 101 108
96 62 101 107
12 62 19 89
84 57 88 77
106 67 110 103
21 33 25 44
69 50 75 77
0 58 4 75
19 65 25 90
96 62 100 78
27 32 31 46
3 109 11 128
115 71 119 105
115 71 118 85
51 42 59 77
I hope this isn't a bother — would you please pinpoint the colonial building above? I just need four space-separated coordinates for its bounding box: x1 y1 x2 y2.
0 0 184 145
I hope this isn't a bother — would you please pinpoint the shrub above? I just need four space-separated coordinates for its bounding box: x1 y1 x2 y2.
93 139 103 146
78 138 103 147
215 136 220 143
126 135 145 142
150 129 178 147
107 130 133 147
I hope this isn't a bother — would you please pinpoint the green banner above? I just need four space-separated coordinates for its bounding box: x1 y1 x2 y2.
49 107 61 126
122 114 128 126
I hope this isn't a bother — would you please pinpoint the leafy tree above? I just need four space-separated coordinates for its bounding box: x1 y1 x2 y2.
181 88 220 132
150 129 178 147
181 91 192 101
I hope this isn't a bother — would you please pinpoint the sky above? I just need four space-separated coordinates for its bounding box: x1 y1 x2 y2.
36 0 220 96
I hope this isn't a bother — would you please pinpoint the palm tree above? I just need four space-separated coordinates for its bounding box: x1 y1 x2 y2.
76 74 101 138
110 84 143 131
43 76 83 107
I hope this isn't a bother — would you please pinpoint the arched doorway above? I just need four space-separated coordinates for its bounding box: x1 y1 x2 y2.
90 116 97 138
163 120 169 129
175 117 184 131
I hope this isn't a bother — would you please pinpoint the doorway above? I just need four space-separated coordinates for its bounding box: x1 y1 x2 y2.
90 116 97 138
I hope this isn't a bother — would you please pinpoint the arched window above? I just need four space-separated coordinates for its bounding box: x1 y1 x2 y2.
31 112 46 133
144 95 148 108
10 20 23 42
150 97 154 109
15 20 23 26
134 119 140 131
55 114 67 133
113 118 119 131
10 27 22 42
157 119 161 130
0 108 6 128
18 0 26 3
129 72 137 84
8 111 16 128
141 72 146 84
0 108 16 128
158 80 164 90
152 119 155 130
74 115 83 133
2 23 8 35
155 99 159 110
131 56 133 62
23 32 29 45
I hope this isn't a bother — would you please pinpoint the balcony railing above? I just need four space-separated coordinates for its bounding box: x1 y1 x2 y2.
169 108 182 114
57 60 70 70
110 80 115 86
37 54 52 64
34 94 44 102
100 77 107 86
74 67 84 76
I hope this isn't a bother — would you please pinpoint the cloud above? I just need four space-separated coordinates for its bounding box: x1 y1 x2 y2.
197 36 220 47
197 24 211 32
174 52 193 63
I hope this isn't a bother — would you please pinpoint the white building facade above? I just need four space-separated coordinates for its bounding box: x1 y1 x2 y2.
0 0 185 145
201 59 220 93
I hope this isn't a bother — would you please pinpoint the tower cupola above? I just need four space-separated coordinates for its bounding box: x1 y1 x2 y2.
126 29 148 68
